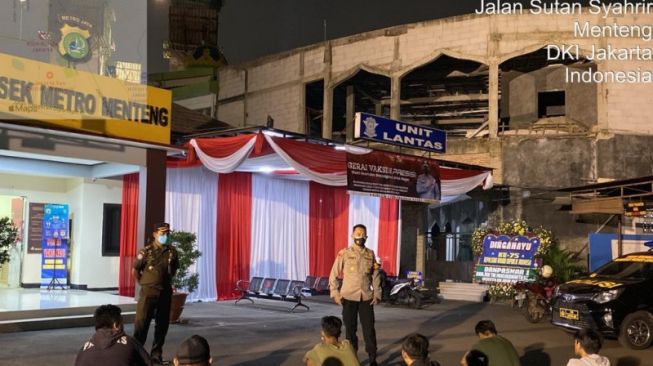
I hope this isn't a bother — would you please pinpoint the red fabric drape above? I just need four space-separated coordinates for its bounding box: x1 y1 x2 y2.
377 198 399 276
333 188 350 257
216 172 252 300
118 173 139 297
440 166 488 179
271 137 346 174
194 134 258 158
308 183 350 277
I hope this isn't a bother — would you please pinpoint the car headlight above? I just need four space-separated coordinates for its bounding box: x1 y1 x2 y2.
593 288 623 304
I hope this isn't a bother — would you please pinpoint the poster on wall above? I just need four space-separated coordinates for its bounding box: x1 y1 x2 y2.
474 234 541 284
40 204 70 289
27 203 45 254
346 150 441 203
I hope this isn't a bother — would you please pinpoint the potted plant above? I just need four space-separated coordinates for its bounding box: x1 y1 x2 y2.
169 230 201 323
0 217 19 267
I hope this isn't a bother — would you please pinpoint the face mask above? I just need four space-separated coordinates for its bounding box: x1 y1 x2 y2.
354 236 366 246
158 235 168 245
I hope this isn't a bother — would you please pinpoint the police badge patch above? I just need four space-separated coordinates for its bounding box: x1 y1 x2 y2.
58 24 91 62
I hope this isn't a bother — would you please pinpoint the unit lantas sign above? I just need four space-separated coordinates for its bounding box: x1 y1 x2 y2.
0 53 171 144
354 112 447 153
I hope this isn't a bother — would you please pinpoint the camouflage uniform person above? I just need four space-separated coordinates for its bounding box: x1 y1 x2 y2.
132 223 179 365
329 224 381 366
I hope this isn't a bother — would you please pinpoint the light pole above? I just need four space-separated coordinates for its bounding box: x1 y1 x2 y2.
18 0 27 41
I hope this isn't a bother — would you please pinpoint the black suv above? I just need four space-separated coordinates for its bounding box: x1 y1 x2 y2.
551 252 653 349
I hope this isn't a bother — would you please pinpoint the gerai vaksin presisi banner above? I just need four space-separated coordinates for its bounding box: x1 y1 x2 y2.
40 204 70 288
346 150 441 203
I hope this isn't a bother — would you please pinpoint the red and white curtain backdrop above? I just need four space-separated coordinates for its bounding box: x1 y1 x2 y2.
165 166 218 302
250 175 309 280
164 168 401 300
162 132 491 299
118 173 139 297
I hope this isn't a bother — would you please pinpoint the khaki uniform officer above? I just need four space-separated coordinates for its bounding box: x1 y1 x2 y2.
133 222 179 365
329 224 381 366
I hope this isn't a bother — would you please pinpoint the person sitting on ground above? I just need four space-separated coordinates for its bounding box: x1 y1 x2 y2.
75 304 151 366
401 333 441 366
304 316 360 366
566 329 610 366
173 335 212 366
460 350 488 366
465 320 520 366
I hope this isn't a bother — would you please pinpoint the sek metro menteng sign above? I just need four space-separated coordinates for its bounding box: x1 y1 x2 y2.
0 52 172 145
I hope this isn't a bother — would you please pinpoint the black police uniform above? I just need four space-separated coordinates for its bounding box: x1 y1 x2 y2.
133 242 179 362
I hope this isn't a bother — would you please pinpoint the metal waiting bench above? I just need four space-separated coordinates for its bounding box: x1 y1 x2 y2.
235 276 311 312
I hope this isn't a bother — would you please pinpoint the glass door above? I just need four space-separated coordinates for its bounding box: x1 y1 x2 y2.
0 196 25 288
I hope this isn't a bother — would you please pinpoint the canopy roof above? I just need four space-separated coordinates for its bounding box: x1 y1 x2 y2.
169 131 493 197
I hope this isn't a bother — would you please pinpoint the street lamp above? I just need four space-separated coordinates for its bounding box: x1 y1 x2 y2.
18 0 28 40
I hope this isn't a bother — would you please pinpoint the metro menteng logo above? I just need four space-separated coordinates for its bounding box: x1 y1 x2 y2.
58 24 91 62
363 116 378 138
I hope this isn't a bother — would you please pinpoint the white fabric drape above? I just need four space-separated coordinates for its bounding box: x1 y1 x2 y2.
347 193 381 253
190 137 257 173
165 166 218 302
441 171 492 197
263 134 347 186
250 174 310 280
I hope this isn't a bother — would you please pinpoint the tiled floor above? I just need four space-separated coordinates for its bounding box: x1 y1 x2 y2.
0 288 135 312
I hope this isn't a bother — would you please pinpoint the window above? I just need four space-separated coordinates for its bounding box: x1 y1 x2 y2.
538 90 566 117
102 204 121 256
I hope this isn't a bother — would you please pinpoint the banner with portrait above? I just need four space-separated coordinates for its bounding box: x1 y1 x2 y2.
346 150 441 203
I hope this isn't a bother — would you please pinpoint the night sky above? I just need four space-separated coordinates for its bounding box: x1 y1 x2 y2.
217 0 482 64
148 0 603 70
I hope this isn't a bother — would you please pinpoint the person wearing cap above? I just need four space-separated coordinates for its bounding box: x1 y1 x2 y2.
173 335 212 366
133 222 179 365
329 224 381 366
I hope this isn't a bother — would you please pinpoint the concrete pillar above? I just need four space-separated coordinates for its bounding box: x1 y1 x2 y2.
416 206 426 274
135 149 166 299
322 42 333 139
391 75 401 120
488 61 500 138
137 149 167 249
375 103 382 116
322 85 333 139
346 85 354 142
243 70 249 127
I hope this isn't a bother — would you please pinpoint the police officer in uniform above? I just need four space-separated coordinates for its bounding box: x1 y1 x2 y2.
132 223 179 365
329 224 381 366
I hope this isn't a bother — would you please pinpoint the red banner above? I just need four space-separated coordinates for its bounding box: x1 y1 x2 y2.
346 151 441 203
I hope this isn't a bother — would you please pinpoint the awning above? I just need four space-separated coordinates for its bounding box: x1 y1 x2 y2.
168 131 493 196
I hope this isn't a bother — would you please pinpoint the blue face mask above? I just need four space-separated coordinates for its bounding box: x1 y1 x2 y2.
158 235 168 245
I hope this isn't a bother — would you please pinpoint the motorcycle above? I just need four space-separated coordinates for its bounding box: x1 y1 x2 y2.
380 269 424 309
513 272 558 323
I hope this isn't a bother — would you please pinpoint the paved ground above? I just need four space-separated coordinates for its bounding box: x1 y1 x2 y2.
0 297 651 365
